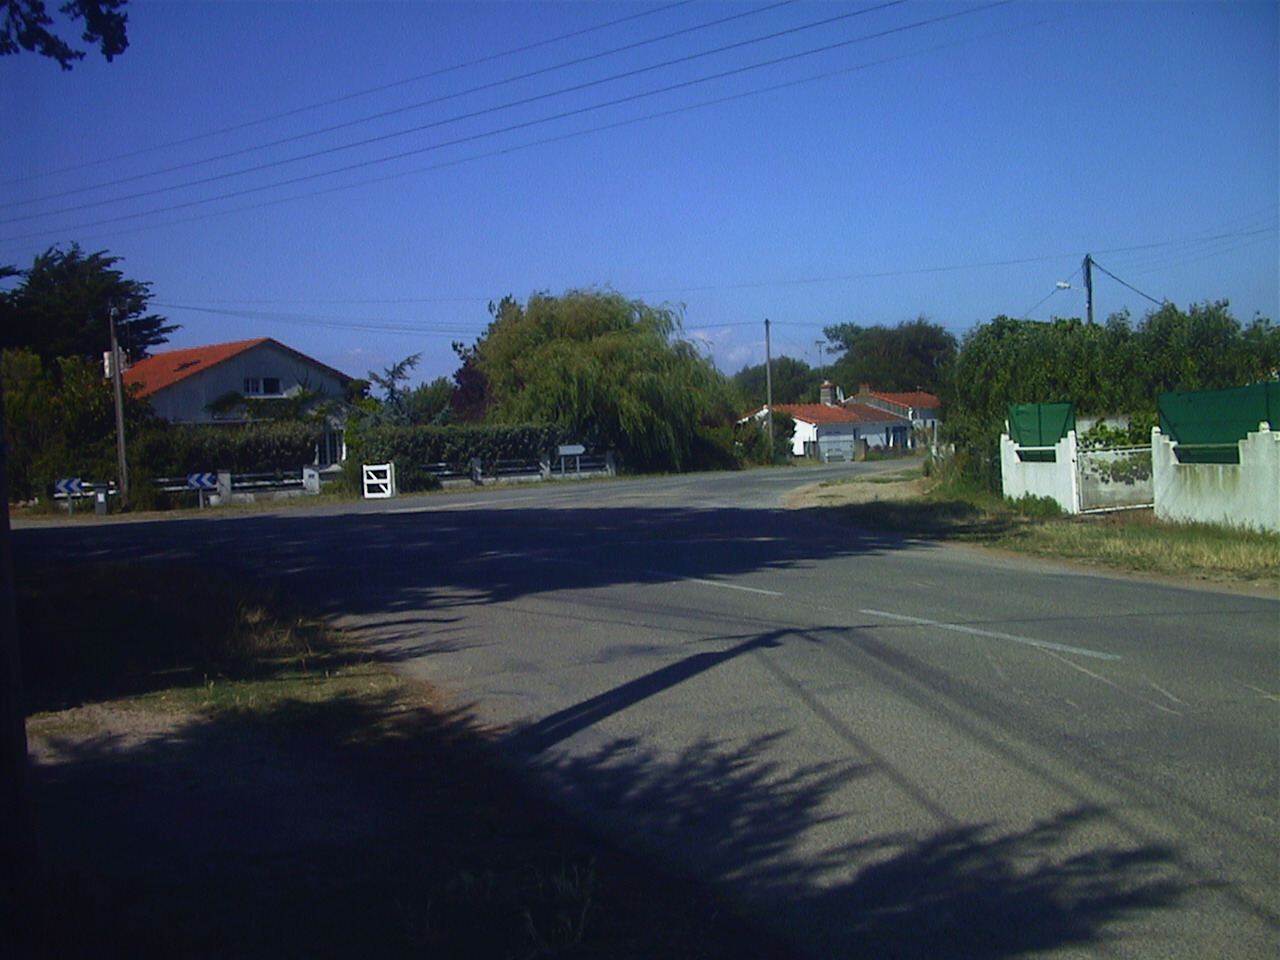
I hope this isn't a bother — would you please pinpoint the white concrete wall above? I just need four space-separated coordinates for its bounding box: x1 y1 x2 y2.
999 430 1080 513
1152 426 1280 533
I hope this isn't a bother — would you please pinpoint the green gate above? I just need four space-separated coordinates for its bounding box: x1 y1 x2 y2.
1158 382 1279 463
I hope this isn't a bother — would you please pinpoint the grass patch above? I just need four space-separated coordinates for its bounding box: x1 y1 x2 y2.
816 474 1280 583
1000 511 1280 581
20 562 792 960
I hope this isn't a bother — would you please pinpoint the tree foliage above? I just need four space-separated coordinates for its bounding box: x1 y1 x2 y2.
459 289 739 472
823 316 956 394
2 347 152 500
1 244 176 368
945 301 1280 456
731 356 816 407
2 0 128 69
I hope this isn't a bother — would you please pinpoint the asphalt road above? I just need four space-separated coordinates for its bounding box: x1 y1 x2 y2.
16 464 1279 959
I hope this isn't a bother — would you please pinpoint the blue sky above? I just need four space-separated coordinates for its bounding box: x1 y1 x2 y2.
3 0 1276 385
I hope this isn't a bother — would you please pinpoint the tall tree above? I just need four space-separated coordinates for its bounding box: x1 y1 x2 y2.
731 356 816 407
823 316 956 394
459 289 739 472
1 244 176 368
2 0 128 69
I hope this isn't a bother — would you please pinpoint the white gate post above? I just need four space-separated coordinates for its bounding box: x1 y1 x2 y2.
362 462 396 499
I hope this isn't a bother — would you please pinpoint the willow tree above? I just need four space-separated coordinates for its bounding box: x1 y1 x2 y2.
461 289 738 472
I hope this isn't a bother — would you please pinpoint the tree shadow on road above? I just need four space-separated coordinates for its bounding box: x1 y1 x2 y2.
525 734 1185 960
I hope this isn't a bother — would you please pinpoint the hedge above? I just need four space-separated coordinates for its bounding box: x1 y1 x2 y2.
350 423 576 492
134 422 324 477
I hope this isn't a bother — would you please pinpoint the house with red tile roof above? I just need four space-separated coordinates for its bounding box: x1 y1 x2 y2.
851 384 942 440
744 381 913 461
123 338 353 465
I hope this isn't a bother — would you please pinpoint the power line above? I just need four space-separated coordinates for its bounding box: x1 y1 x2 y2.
0 1 902 225
1 0 799 210
0 0 1017 244
1089 258 1165 307
0 0 697 188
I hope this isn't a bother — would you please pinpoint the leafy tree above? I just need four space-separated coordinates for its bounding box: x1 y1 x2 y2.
943 302 1279 487
2 347 152 500
1135 300 1280 396
823 316 956 394
2 0 128 69
0 244 176 368
403 376 455 425
731 356 817 407
458 289 739 472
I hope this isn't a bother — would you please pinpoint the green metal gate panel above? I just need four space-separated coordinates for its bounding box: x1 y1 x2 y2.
1158 382 1279 463
1008 402 1075 462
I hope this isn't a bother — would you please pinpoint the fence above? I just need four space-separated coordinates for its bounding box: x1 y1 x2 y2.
53 467 326 510
419 452 615 489
1000 431 1153 514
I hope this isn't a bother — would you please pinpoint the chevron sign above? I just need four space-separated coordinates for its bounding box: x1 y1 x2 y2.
187 473 217 490
54 478 84 497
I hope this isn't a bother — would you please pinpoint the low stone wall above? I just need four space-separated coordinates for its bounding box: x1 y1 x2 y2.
1153 426 1280 533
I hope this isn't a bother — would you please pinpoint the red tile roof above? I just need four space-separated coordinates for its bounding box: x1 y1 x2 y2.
862 389 940 409
765 403 857 424
841 401 911 423
752 403 909 425
123 338 350 397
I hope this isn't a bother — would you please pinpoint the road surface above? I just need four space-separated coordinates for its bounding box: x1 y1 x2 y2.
16 464 1279 958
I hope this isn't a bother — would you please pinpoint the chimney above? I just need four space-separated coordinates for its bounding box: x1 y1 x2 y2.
820 380 835 406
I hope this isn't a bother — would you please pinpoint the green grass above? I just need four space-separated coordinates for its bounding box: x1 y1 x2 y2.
19 562 792 960
820 475 1280 583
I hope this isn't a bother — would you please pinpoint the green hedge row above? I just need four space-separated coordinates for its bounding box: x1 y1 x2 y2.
135 422 324 477
350 423 577 492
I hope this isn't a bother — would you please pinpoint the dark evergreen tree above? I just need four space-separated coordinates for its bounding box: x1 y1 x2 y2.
1 244 177 369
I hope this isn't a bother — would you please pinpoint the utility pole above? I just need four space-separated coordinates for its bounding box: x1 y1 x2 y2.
109 306 129 508
764 318 774 442
0 375 35 954
1083 253 1094 325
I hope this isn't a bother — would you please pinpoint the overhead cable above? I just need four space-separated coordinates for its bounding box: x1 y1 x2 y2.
0 0 697 188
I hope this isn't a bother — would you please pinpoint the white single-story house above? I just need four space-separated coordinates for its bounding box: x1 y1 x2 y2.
745 381 913 461
122 337 353 466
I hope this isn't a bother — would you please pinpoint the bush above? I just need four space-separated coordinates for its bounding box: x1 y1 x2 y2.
135 422 324 477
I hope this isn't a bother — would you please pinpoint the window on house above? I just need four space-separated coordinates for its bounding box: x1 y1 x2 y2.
244 377 283 396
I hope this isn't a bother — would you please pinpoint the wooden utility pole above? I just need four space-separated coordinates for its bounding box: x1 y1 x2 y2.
0 381 35 954
764 318 774 441
1083 253 1094 325
109 306 129 507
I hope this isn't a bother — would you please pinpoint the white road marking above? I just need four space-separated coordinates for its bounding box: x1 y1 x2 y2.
860 609 1121 661
642 571 783 596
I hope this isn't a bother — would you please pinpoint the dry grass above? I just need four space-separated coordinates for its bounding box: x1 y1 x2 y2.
790 471 1280 587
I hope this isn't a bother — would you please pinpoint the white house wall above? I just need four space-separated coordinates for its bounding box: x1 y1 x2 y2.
146 342 348 423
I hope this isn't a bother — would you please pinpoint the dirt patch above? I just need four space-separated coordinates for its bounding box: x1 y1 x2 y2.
783 475 934 510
